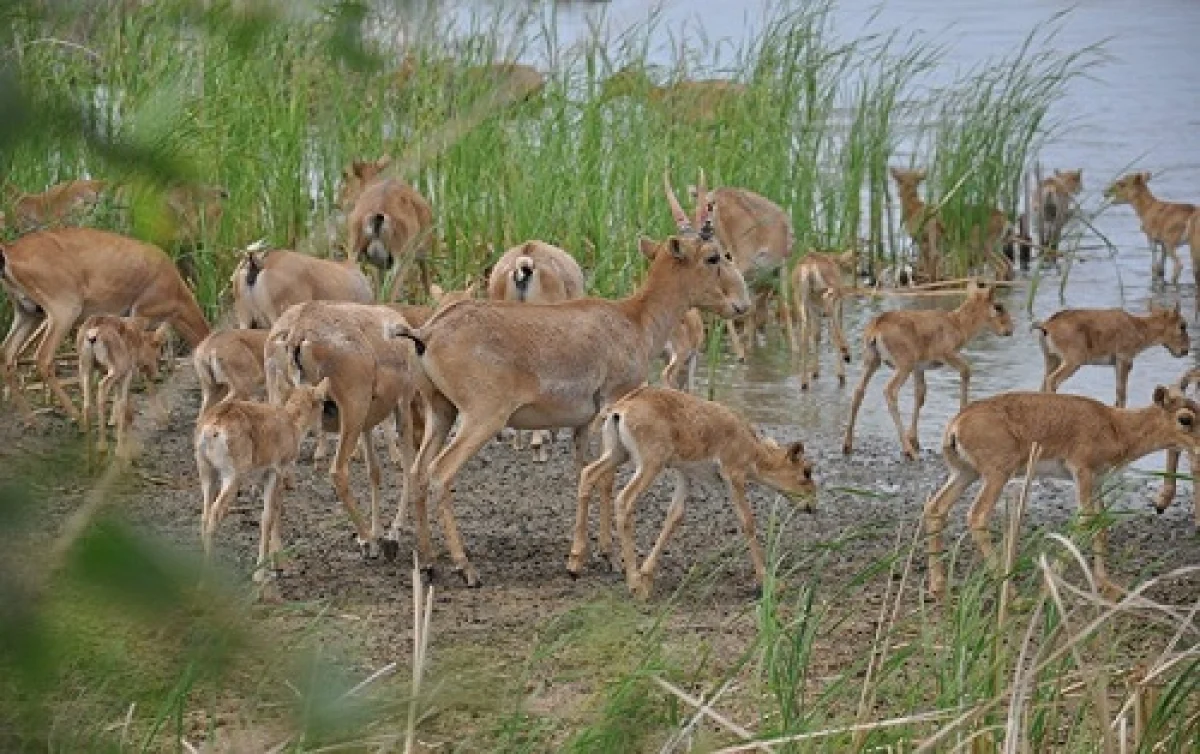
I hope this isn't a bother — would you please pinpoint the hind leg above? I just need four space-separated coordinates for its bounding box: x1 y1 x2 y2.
842 344 881 455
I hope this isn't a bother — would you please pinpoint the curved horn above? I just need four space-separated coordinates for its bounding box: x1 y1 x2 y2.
694 168 709 228
663 169 692 231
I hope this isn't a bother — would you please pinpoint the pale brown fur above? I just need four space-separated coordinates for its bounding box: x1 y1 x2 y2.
163 183 228 244
661 308 705 391
488 240 587 461
843 280 1014 460
3 179 107 231
195 378 330 581
76 315 170 458
1104 171 1198 286
345 171 436 301
193 328 270 416
0 228 210 421
788 249 856 390
395 56 545 106
571 386 815 598
266 302 424 559
1154 368 1200 530
601 67 746 122
924 387 1200 599
385 173 751 587
1035 169 1083 254
891 167 1012 281
684 182 792 361
1035 304 1189 407
231 247 374 329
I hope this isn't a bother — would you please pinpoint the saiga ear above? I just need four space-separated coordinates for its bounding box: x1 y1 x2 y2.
314 376 332 401
1153 385 1169 407
638 237 659 260
668 237 687 260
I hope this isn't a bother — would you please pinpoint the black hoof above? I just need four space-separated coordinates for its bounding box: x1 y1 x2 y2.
381 538 400 562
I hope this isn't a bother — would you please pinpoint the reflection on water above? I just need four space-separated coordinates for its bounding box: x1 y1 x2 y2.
426 0 1200 469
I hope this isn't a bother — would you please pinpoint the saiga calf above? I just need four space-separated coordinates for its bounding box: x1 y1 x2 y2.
77 315 170 458
572 386 815 599
1035 303 1189 407
843 280 1014 460
924 386 1200 599
1104 172 1197 287
195 378 330 581
788 248 856 390
1035 169 1083 255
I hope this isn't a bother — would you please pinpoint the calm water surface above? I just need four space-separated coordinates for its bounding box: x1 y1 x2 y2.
433 1 1200 469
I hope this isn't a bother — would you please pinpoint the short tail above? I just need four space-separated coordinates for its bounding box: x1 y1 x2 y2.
386 321 427 356
513 254 535 293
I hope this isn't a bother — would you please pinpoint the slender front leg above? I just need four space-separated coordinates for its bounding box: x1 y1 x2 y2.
634 470 690 600
1166 243 1183 286
943 351 973 412
114 370 136 460
254 469 284 583
35 307 83 421
907 368 927 455
1073 467 1117 595
95 372 117 452
1 309 45 421
842 343 881 455
1156 449 1181 515
924 466 978 600
725 471 767 592
882 365 915 460
1045 359 1081 396
1114 358 1132 408
1148 235 1163 282
726 317 748 363
197 453 218 545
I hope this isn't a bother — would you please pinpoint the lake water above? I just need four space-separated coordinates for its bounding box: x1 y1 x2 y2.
416 0 1200 469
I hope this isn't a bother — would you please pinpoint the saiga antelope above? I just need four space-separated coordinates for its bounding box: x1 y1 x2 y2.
572 386 815 599
924 386 1200 599
487 240 586 461
196 377 330 581
1035 303 1189 407
1104 171 1197 288
601 66 747 122
1154 368 1200 530
843 280 1014 460
685 181 792 362
231 245 374 329
77 315 170 458
3 178 107 231
266 301 424 559
788 248 856 390
1035 169 1083 256
387 171 750 587
345 166 436 301
193 328 270 416
0 228 210 421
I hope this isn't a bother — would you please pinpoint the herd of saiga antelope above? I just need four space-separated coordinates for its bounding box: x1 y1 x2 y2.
2 161 1200 602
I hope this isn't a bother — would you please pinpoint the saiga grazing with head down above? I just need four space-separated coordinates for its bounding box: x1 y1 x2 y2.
387 171 750 587
195 378 330 581
571 386 815 599
0 228 210 422
487 240 586 461
230 245 374 329
788 248 857 390
1104 171 1197 288
601 66 747 122
1035 303 1189 408
345 162 436 301
685 181 793 361
842 280 1014 460
923 387 1200 600
1154 368 1200 530
266 301 424 559
77 315 170 458
192 328 270 417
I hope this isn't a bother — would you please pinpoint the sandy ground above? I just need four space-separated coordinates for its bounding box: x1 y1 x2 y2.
3 359 1199 746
